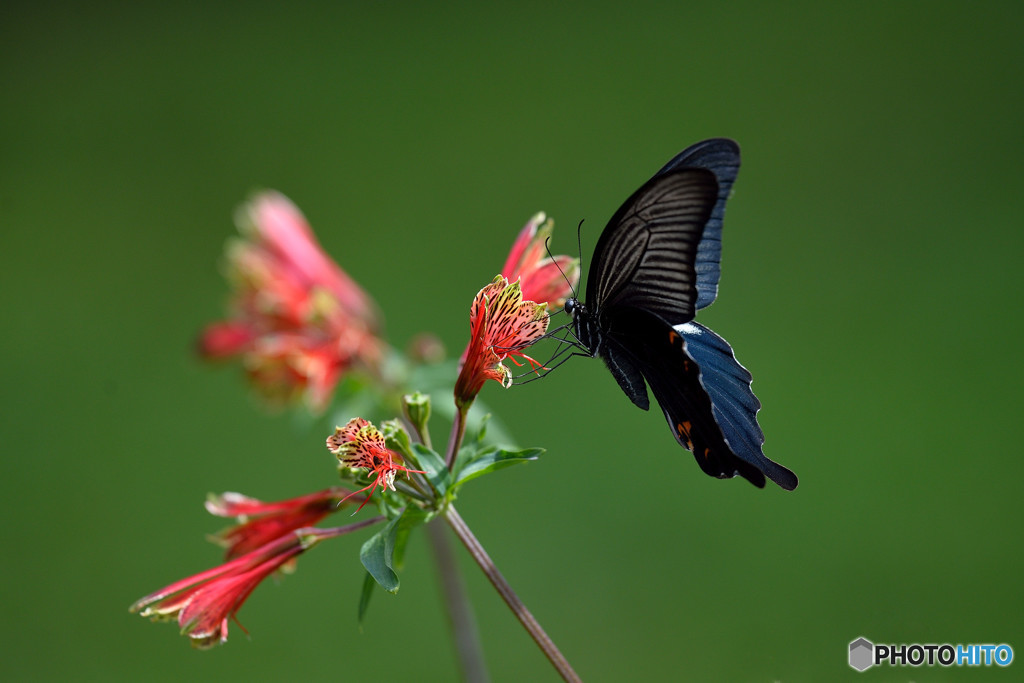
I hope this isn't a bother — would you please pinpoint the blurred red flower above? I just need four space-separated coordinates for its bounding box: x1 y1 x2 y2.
198 191 382 411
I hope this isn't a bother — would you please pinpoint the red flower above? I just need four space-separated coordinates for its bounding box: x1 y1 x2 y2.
206 488 359 561
501 212 579 309
196 321 255 359
452 214 579 408
454 276 550 407
198 191 383 411
327 418 425 512
130 531 320 649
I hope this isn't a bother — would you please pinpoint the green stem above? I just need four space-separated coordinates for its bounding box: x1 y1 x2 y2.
426 520 490 683
312 515 387 539
405 397 488 682
444 505 581 683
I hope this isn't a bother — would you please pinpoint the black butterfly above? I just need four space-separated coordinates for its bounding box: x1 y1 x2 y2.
563 138 797 490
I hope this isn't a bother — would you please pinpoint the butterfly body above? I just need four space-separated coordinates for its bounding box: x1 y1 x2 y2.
566 139 797 490
564 297 648 410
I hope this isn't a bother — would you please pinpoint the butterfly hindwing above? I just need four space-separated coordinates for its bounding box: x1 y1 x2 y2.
596 329 650 410
602 306 770 487
676 321 798 491
655 138 741 310
586 167 718 325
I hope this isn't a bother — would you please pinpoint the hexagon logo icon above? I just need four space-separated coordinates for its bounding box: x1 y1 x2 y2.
849 637 874 671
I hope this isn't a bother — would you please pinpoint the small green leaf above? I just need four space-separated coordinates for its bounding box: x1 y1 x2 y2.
357 571 376 625
411 443 450 497
453 447 544 488
360 516 402 593
467 404 516 447
453 443 496 478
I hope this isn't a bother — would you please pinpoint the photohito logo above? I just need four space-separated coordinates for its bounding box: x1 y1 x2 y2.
849 637 1013 671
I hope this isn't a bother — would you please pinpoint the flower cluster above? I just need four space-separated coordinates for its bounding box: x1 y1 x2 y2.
198 191 383 411
327 417 425 512
134 197 579 651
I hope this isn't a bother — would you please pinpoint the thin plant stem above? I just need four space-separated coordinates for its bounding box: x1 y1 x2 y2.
408 406 489 683
445 404 469 469
313 515 387 539
426 519 490 683
444 505 581 683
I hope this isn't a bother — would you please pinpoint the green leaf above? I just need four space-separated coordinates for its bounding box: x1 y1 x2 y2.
453 443 496 477
391 505 431 570
410 443 450 497
358 506 432 593
360 516 402 592
357 571 375 626
453 447 544 488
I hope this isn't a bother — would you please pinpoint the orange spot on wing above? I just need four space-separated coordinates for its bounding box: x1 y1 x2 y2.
675 421 694 451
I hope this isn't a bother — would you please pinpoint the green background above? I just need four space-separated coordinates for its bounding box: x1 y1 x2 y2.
3 2 1022 681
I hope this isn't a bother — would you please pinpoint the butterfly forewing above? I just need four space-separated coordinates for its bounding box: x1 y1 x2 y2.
587 168 718 326
655 138 741 310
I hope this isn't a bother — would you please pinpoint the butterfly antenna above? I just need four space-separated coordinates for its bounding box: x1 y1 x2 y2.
543 235 577 300
576 218 585 289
